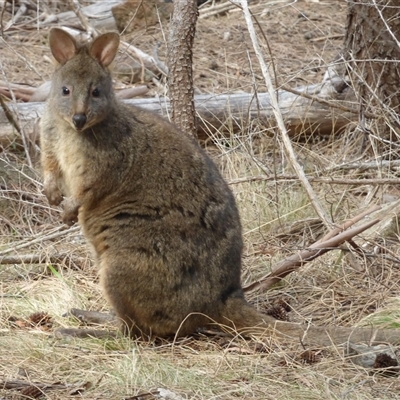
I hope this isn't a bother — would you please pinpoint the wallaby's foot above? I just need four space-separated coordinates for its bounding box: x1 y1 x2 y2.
61 198 80 226
54 308 119 339
67 308 118 325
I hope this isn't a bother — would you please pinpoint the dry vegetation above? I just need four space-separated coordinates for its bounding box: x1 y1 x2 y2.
1 0 400 399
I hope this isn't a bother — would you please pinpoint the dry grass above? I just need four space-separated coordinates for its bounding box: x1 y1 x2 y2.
2 121 400 399
2 1 400 399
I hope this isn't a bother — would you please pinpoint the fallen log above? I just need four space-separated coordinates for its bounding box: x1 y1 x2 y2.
0 84 357 148
40 1 124 32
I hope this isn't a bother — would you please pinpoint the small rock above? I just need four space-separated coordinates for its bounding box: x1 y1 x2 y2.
304 31 314 40
345 342 400 375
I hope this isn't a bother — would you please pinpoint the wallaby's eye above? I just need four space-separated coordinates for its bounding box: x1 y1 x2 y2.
92 88 100 97
62 87 70 96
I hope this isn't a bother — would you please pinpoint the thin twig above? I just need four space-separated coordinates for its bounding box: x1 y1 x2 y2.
3 0 27 31
0 0 7 35
199 1 235 19
309 34 344 42
280 84 376 119
0 37 43 79
0 379 89 392
228 175 400 186
119 0 141 36
372 0 400 50
313 204 381 245
0 225 80 256
119 41 164 77
326 158 400 173
68 0 97 38
244 217 380 293
0 94 21 134
0 47 35 167
0 253 85 265
237 0 332 228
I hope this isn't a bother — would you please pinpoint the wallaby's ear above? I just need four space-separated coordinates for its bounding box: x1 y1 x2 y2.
90 33 120 67
49 28 78 65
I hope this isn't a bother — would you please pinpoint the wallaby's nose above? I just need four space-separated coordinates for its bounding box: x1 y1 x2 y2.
73 113 87 130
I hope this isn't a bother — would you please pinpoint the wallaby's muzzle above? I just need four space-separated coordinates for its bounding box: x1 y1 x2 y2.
73 113 87 130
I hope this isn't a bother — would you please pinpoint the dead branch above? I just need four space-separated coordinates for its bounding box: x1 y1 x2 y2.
3 0 28 31
0 379 90 394
0 253 85 265
0 94 20 134
244 205 382 293
310 177 400 186
0 226 80 256
327 158 400 173
281 83 368 118
68 0 97 38
199 1 235 19
40 1 122 32
244 217 380 294
0 80 36 101
53 327 117 339
115 85 149 99
314 204 381 245
118 40 166 78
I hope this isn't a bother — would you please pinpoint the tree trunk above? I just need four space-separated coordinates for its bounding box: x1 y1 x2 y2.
343 1 400 143
167 0 198 137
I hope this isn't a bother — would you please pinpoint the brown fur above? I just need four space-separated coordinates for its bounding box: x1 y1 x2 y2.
41 29 399 346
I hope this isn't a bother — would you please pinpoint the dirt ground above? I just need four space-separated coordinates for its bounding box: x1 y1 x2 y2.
0 1 347 95
2 1 400 399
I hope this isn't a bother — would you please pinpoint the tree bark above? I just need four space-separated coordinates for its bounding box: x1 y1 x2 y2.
167 0 198 137
343 1 400 141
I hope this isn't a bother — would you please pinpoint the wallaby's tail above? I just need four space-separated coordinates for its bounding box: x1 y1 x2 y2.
221 296 400 346
272 320 400 346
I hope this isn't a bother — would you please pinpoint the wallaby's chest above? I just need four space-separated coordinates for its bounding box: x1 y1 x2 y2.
56 130 97 191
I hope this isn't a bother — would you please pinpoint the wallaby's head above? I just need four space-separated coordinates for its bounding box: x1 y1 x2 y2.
48 28 120 132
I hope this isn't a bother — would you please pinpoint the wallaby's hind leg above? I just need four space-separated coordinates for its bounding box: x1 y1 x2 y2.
220 297 312 343
218 294 276 332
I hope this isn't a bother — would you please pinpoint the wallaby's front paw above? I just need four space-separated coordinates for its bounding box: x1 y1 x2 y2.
43 186 63 206
43 175 63 206
61 198 80 226
62 209 78 226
